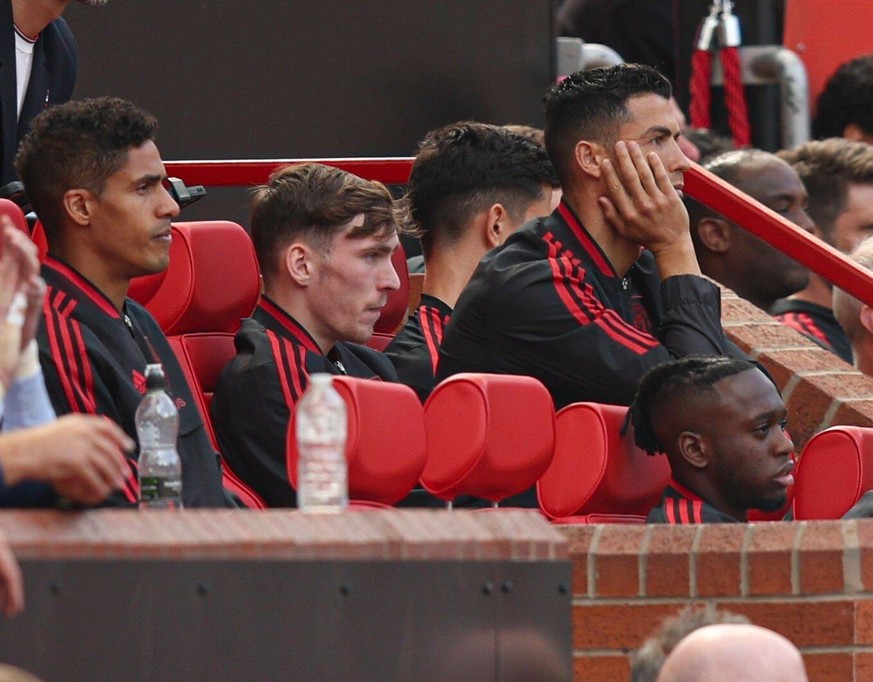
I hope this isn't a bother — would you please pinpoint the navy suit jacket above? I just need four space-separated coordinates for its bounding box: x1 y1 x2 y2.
0 0 78 185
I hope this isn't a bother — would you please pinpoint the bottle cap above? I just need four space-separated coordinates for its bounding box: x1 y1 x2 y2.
144 363 167 391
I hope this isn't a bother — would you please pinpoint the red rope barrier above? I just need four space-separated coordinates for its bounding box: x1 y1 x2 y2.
689 50 713 130
719 46 751 146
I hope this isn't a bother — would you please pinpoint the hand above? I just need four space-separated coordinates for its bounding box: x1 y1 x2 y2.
599 141 699 277
0 220 40 390
0 532 23 617
0 414 134 506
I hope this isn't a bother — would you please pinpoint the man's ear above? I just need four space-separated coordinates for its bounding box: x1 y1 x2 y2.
573 140 604 178
283 242 315 286
695 217 732 254
860 304 873 335
678 431 708 470
485 202 510 248
62 189 94 227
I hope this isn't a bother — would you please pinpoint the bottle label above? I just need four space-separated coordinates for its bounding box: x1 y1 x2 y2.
140 477 183 501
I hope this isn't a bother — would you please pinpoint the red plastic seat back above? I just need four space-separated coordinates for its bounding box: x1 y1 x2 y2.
421 373 555 503
367 245 409 350
145 221 260 335
537 402 670 520
286 376 427 505
0 199 27 234
793 425 873 520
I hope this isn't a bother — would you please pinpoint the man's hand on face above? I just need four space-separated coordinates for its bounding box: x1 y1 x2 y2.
598 141 700 278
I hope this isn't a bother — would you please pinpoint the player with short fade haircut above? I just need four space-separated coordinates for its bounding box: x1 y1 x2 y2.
543 62 672 185
812 54 873 143
386 121 558 403
631 355 795 524
213 162 401 507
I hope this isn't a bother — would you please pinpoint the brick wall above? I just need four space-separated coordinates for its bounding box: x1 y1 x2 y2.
721 290 873 449
563 520 873 682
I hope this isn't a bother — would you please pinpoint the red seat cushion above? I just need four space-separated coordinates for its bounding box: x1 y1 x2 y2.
793 426 873 520
421 373 555 502
537 402 670 520
287 377 427 506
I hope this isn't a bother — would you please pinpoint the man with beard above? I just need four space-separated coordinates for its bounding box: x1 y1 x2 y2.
1 0 109 185
631 356 795 523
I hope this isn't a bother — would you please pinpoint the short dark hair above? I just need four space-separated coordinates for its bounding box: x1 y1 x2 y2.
778 138 873 240
813 54 873 140
15 96 157 234
401 121 558 256
630 356 757 455
543 63 672 186
250 162 398 284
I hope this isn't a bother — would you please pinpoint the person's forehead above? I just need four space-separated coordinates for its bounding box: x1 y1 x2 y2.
108 141 164 181
621 94 677 129
713 369 783 414
844 182 873 212
737 157 805 201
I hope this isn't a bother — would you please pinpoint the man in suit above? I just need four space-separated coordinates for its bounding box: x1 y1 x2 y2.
1 0 108 186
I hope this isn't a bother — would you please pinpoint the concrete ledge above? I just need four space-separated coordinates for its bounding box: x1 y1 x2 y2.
0 509 567 562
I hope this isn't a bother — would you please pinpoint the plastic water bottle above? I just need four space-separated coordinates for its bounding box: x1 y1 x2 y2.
296 373 348 513
136 363 183 509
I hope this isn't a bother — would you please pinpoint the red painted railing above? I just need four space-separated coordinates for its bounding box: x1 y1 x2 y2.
164 157 873 309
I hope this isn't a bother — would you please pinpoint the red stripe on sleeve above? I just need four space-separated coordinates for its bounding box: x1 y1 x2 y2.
420 306 443 374
267 331 296 411
678 501 691 524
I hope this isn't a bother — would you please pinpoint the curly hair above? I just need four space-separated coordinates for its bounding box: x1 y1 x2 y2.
250 162 398 283
15 96 157 234
630 356 757 455
543 63 672 187
400 121 558 255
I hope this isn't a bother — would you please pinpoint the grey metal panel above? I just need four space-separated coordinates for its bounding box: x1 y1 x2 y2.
0 559 571 682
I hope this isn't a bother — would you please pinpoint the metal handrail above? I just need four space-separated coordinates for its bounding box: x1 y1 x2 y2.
163 157 873 310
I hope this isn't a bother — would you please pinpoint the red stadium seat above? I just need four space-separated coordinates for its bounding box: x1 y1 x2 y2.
421 373 555 505
537 402 670 523
0 198 28 235
144 220 260 336
793 425 873 520
148 220 264 508
367 245 409 351
286 376 427 506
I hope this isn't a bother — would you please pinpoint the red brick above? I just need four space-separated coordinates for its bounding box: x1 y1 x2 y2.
591 525 647 598
785 379 835 449
721 296 773 324
695 524 745 597
728 600 854 647
803 651 855 682
855 519 873 592
828 399 873 430
855 652 873 681
746 523 798 596
727 322 821 354
855 600 873 645
645 525 697 597
757 348 852 392
798 521 847 594
559 525 596 596
573 654 629 682
803 373 873 402
573 603 680 650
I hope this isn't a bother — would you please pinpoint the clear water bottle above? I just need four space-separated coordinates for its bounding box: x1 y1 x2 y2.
136 363 183 509
296 373 348 513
